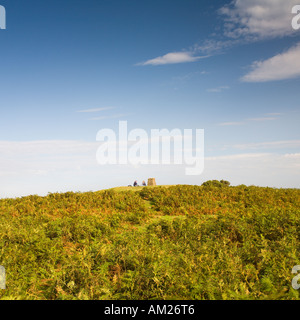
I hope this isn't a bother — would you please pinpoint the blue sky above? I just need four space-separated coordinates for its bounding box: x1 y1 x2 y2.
0 0 300 198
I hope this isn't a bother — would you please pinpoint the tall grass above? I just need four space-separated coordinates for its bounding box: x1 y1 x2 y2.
0 184 299 300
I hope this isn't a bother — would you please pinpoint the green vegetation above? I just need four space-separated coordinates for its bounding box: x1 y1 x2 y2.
201 179 230 187
0 183 299 300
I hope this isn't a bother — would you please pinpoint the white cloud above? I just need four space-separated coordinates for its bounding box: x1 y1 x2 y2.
206 86 230 93
247 117 277 121
220 0 299 39
136 1 299 71
0 140 106 198
89 113 129 120
137 51 208 66
206 153 271 161
218 113 281 126
202 152 300 188
229 140 300 150
77 107 115 113
266 113 282 116
1 140 299 198
0 140 97 156
242 42 300 82
218 121 245 126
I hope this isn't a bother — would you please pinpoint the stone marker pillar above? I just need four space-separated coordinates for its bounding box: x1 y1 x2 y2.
147 178 156 186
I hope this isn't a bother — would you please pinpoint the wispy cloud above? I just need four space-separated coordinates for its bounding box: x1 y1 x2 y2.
193 0 300 63
218 113 281 126
76 107 115 113
192 0 300 57
193 38 238 56
1 139 299 198
266 113 283 116
220 0 299 40
247 117 277 121
216 1 300 84
137 1 299 71
218 121 245 126
164 71 208 89
137 51 209 66
203 152 300 188
229 140 300 150
89 113 128 121
207 86 230 93
242 42 300 82
171 71 207 82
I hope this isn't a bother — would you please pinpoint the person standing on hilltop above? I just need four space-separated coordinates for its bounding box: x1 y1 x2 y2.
142 181 146 186
133 180 138 187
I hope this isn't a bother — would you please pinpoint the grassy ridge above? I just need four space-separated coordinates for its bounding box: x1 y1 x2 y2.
0 184 299 300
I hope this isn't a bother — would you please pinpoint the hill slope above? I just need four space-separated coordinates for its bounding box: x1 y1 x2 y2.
0 184 299 300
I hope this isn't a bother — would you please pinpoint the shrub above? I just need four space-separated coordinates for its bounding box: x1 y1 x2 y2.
202 180 230 187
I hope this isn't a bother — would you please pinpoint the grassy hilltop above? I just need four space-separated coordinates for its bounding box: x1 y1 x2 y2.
0 182 299 300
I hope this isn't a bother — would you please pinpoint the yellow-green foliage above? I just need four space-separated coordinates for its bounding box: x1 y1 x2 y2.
0 184 299 300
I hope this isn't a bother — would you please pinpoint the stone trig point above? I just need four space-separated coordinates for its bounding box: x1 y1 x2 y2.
147 178 156 186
